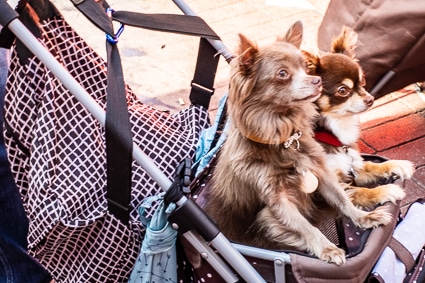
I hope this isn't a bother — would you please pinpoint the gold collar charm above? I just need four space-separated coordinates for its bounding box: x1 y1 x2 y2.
284 131 302 150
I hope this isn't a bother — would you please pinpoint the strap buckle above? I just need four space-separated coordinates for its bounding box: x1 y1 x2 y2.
191 82 214 95
105 8 124 44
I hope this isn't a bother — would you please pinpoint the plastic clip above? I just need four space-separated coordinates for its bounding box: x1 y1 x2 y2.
175 158 192 194
105 8 124 44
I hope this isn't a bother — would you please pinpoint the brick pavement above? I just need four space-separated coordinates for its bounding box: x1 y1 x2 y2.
53 0 330 112
359 87 425 210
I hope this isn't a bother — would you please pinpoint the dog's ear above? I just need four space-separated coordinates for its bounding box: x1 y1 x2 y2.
238 33 258 74
331 26 358 59
278 21 303 48
302 50 320 75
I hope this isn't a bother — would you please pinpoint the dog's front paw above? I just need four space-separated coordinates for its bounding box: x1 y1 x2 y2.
378 184 406 205
354 205 392 229
319 245 346 265
385 160 415 180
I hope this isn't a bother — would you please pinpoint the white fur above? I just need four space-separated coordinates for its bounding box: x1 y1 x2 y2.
322 113 360 145
333 95 369 115
325 147 364 177
342 78 354 89
291 67 321 101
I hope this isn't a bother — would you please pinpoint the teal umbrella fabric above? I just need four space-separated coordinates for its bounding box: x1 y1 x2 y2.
129 193 177 283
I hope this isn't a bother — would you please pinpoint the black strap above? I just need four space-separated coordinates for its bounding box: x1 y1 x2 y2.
72 0 221 110
190 38 219 108
72 0 222 222
72 0 113 35
112 11 219 39
110 10 221 109
72 0 132 223
0 26 15 49
72 1 219 40
105 41 133 223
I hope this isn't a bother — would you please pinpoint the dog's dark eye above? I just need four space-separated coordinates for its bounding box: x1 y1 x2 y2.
337 85 351 97
277 69 290 79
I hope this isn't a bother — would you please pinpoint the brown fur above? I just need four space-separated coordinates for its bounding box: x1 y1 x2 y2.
303 26 414 209
203 22 392 265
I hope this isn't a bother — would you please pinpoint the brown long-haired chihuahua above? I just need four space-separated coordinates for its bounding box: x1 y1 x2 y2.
203 21 392 265
303 27 414 210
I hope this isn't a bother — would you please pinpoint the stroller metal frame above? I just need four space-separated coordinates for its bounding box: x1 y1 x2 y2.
0 1 295 282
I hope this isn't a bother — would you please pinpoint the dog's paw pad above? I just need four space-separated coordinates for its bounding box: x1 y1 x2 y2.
319 246 346 265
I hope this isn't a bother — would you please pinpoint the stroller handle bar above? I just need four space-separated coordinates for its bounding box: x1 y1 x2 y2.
0 0 17 26
173 0 234 62
0 1 267 282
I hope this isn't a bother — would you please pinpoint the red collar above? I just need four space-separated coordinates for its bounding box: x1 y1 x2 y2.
314 128 344 147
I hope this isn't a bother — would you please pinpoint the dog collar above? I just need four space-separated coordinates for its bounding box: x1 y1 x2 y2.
314 128 344 147
245 130 302 150
314 128 357 178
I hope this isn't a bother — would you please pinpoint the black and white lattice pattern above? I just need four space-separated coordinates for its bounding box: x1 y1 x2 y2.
4 16 210 282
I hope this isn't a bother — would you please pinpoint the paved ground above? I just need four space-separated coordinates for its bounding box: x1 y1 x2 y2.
359 86 425 212
53 0 330 112
53 0 425 212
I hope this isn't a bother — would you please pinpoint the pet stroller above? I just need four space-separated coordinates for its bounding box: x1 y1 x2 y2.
317 0 425 98
0 0 424 282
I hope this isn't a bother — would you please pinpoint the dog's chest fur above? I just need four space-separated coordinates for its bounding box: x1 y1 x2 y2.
206 124 325 237
316 116 365 180
321 114 360 145
322 144 364 180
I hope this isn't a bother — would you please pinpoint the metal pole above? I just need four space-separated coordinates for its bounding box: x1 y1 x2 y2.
172 0 234 62
183 231 239 282
369 71 395 96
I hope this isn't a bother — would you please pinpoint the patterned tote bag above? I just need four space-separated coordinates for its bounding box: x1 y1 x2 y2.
2 1 217 282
